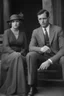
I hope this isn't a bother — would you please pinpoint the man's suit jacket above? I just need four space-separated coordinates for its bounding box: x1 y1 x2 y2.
29 24 64 63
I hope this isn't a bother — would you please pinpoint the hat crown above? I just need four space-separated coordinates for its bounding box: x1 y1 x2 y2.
10 14 20 21
7 13 24 23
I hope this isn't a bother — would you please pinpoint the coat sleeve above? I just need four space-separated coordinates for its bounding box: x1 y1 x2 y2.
29 30 41 52
50 27 64 63
2 30 14 53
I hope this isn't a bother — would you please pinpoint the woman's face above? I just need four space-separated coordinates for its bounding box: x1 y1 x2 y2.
11 20 20 29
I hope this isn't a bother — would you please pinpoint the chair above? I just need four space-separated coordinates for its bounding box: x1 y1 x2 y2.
37 62 63 86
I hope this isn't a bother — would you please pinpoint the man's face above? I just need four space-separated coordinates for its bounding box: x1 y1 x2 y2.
38 12 49 28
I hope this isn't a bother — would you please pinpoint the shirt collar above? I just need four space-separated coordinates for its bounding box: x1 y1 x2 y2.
42 24 50 35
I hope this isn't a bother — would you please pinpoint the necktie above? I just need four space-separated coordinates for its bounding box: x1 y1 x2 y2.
44 28 50 46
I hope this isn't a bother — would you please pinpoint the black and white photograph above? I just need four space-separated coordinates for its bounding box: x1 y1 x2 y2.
0 0 64 96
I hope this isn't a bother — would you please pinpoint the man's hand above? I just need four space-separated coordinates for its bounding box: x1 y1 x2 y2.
38 60 51 71
40 45 51 53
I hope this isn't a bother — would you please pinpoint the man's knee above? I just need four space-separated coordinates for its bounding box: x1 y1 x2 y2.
26 51 38 60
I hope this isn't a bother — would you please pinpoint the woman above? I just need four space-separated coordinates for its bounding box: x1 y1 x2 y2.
0 14 27 96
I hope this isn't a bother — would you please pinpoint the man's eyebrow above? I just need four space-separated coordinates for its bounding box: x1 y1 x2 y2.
38 17 47 19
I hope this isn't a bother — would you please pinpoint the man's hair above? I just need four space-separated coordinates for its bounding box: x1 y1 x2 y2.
37 9 49 17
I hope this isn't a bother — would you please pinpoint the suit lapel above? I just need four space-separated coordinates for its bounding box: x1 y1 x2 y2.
38 25 55 45
49 24 55 45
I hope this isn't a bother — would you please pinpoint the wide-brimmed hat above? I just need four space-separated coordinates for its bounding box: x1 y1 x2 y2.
7 14 23 23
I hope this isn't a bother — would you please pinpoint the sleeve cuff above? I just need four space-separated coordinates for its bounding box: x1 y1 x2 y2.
48 59 53 64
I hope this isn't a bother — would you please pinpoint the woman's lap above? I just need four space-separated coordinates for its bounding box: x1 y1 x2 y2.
0 52 26 95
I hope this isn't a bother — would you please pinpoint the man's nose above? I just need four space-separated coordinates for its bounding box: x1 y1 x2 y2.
42 20 44 23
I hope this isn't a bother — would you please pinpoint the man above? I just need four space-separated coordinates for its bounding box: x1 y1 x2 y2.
26 9 64 96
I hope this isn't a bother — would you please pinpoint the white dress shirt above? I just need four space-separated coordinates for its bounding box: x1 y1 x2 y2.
42 24 50 37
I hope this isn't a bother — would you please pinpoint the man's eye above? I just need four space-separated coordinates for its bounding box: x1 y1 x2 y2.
39 18 42 20
39 18 47 20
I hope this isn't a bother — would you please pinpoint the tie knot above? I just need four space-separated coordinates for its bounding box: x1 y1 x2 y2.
44 28 47 32
44 28 46 30
44 28 48 35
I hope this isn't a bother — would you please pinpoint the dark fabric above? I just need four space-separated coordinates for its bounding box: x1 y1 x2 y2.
2 29 27 55
44 28 50 46
0 29 27 95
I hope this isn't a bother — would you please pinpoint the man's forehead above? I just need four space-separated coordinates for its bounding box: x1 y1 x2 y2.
38 13 47 18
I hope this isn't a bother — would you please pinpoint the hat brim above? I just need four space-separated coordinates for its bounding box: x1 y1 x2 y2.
7 18 24 23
